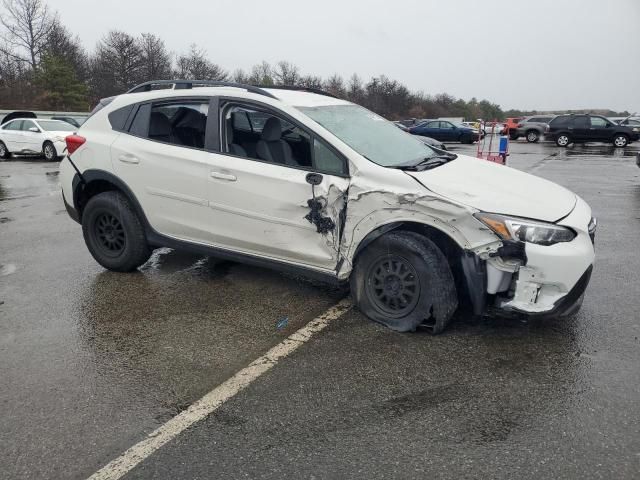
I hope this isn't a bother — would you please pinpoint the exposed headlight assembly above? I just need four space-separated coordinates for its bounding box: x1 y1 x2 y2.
474 213 576 246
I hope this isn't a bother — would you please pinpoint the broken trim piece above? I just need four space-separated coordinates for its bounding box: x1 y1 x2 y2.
490 239 528 265
460 251 487 316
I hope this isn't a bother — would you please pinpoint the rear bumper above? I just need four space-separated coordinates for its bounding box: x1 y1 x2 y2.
63 190 80 224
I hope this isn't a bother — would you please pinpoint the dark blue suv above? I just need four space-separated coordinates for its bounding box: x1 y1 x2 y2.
408 120 479 144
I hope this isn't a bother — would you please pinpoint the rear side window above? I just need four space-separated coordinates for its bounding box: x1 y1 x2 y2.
2 120 23 130
128 104 151 137
574 116 589 128
550 116 570 127
108 105 134 131
147 101 209 149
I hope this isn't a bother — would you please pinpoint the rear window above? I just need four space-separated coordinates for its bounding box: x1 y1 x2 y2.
550 116 570 127
108 105 134 131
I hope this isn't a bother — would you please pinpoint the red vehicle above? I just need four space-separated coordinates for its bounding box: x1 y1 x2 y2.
505 117 524 139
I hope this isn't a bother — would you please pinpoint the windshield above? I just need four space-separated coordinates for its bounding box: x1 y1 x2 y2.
37 120 76 132
298 104 438 167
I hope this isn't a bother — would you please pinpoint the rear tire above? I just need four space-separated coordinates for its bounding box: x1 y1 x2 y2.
43 141 57 161
613 134 628 148
0 141 9 159
82 191 152 272
526 130 539 143
350 231 458 333
509 132 519 140
556 134 571 147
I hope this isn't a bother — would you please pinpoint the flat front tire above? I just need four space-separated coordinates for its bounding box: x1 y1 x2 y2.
81 191 152 272
350 231 458 333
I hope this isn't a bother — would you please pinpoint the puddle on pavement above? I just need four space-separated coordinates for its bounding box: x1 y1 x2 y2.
563 145 640 157
0 263 17 276
0 161 61 201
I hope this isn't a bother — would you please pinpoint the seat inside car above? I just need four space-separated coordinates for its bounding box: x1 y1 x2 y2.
226 118 247 157
256 117 298 165
173 108 206 148
148 112 172 143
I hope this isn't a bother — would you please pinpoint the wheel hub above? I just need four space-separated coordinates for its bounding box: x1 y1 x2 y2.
94 213 125 254
367 255 420 317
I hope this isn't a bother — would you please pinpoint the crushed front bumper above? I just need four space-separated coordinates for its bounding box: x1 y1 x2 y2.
471 196 596 318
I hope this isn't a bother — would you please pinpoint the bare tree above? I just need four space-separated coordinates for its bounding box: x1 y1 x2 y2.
247 61 273 85
174 44 227 80
273 60 300 86
138 33 171 80
323 74 346 97
299 74 323 89
0 0 55 69
231 68 249 84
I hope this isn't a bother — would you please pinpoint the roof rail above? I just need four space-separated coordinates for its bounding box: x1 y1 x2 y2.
126 80 278 99
256 85 339 99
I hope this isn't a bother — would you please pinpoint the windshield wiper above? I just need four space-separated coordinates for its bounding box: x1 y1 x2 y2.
393 153 457 171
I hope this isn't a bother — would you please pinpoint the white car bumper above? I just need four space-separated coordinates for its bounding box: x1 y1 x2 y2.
489 196 595 316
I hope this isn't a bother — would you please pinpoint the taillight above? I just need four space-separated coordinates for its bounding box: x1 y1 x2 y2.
517 123 523 128
65 135 86 155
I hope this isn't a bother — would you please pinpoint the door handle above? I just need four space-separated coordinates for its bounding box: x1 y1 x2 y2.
118 154 139 164
210 171 237 181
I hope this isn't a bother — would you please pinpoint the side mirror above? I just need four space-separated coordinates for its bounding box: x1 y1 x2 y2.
28 126 39 132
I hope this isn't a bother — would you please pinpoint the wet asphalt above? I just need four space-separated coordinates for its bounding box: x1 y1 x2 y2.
1 140 640 479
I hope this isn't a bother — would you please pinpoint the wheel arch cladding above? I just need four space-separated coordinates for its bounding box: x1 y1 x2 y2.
352 221 473 311
73 169 149 229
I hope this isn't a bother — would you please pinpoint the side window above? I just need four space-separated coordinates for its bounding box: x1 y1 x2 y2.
21 120 37 131
590 117 607 128
223 104 312 168
108 104 134 131
441 122 454 129
3 120 22 131
129 104 150 137
573 116 589 128
426 121 440 129
222 103 346 175
148 101 209 149
313 138 344 175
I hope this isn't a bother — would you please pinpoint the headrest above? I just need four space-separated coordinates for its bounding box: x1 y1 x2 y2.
261 117 282 142
175 108 205 130
149 112 171 136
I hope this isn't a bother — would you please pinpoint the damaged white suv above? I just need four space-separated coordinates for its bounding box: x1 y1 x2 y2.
60 80 596 333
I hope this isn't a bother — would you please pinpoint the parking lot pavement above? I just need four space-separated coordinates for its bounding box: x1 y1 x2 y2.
2 141 640 479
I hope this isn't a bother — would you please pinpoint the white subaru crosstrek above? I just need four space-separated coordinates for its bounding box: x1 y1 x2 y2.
60 80 596 333
0 117 77 160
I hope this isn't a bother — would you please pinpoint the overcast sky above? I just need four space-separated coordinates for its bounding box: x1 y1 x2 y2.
53 0 640 112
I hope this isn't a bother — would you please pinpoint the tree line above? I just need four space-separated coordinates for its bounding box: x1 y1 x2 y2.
0 0 629 119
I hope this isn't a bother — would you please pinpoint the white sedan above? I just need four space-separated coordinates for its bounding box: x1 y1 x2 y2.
0 118 77 161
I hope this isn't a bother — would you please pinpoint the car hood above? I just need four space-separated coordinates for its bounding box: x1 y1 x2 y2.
406 154 576 222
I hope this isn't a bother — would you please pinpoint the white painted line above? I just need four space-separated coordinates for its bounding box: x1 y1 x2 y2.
87 298 352 480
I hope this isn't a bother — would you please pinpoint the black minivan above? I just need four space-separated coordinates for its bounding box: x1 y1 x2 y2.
546 114 639 147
